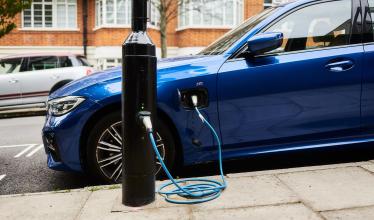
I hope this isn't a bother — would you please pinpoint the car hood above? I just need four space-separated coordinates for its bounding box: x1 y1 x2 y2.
50 55 220 100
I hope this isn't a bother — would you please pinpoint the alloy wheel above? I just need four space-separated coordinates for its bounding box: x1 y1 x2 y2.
95 121 166 183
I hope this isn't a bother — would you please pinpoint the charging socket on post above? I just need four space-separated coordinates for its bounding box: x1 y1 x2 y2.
179 88 209 110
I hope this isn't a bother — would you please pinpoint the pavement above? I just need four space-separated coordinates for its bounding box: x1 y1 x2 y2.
2 161 374 220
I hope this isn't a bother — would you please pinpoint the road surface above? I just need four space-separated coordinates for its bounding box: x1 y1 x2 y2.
1 115 374 195
0 116 99 195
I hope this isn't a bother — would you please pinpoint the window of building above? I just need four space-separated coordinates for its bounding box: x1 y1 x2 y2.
178 0 243 28
97 58 122 70
95 0 160 28
265 0 352 54
149 1 160 27
23 0 77 29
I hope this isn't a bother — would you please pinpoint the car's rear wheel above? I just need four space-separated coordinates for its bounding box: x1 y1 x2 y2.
86 111 175 183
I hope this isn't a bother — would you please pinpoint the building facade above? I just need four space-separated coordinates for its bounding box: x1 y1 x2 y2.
0 0 264 69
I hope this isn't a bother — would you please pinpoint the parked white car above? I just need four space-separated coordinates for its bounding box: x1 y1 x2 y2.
0 53 95 109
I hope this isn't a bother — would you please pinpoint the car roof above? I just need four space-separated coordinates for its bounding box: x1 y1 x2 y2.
0 52 83 60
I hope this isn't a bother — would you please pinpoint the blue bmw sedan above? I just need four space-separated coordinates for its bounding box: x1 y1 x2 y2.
43 0 374 183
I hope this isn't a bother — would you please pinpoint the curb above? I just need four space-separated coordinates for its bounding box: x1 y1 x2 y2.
0 108 46 119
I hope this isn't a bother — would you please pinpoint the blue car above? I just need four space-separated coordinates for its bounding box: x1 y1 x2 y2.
43 0 374 183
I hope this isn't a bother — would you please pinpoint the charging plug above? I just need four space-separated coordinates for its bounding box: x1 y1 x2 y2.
191 95 199 107
138 111 153 132
142 116 153 133
191 95 205 122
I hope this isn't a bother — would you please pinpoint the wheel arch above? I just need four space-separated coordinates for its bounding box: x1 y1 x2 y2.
50 79 74 95
79 102 184 172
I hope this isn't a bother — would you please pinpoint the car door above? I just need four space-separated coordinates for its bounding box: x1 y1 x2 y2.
361 0 374 132
56 55 86 82
218 0 363 149
0 58 23 107
18 56 59 105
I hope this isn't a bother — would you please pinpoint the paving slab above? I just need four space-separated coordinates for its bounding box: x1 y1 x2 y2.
78 189 120 220
360 164 374 173
80 188 191 220
108 207 191 220
228 162 371 178
321 205 374 220
0 191 91 220
192 203 322 220
111 176 224 212
278 167 374 211
112 175 298 213
112 192 180 212
191 175 299 211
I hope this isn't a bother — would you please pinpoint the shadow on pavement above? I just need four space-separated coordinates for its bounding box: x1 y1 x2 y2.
178 143 374 178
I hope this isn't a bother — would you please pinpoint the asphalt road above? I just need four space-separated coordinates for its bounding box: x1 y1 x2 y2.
0 116 99 195
1 115 374 195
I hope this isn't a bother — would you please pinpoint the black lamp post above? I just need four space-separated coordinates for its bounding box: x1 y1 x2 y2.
122 0 157 207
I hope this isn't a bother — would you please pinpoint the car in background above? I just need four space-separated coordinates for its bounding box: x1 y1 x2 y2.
0 53 95 109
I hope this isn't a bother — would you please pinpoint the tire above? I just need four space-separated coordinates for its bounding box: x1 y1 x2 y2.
85 111 176 184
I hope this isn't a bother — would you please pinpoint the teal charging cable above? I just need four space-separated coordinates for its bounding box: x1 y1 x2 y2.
143 98 226 204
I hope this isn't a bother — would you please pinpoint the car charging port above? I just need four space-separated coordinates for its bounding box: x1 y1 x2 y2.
179 88 209 109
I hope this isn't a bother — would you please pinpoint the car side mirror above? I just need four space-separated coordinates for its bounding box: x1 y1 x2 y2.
246 32 283 56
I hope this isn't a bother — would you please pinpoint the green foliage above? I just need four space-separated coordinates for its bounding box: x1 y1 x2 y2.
0 0 32 38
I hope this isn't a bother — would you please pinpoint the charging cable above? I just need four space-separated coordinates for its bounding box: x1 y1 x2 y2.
142 95 226 204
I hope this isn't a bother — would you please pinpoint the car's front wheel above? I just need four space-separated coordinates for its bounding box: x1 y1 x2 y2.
86 111 176 183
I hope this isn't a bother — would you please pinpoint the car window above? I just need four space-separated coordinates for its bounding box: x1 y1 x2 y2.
59 56 73 68
0 58 23 74
77 56 91 66
28 56 58 71
265 0 352 54
368 0 374 35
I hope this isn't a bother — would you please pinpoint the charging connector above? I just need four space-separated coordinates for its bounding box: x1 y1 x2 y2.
191 95 205 122
139 111 153 133
142 116 153 133
142 95 226 204
191 95 199 107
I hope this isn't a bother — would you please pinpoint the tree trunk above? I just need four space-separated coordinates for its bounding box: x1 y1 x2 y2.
160 12 168 58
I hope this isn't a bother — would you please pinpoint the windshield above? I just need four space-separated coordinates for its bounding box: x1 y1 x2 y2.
198 7 279 55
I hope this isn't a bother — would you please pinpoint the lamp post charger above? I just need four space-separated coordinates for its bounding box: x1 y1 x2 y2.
122 0 226 207
122 0 157 207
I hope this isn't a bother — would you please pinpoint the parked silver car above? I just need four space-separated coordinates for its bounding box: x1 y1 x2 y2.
0 53 95 109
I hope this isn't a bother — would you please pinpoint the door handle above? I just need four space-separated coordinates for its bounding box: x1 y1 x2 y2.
8 79 18 84
325 60 354 72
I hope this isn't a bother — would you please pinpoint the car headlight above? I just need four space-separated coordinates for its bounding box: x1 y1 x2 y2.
47 96 85 116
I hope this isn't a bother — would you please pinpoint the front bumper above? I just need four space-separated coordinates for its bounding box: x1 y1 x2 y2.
42 98 102 172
